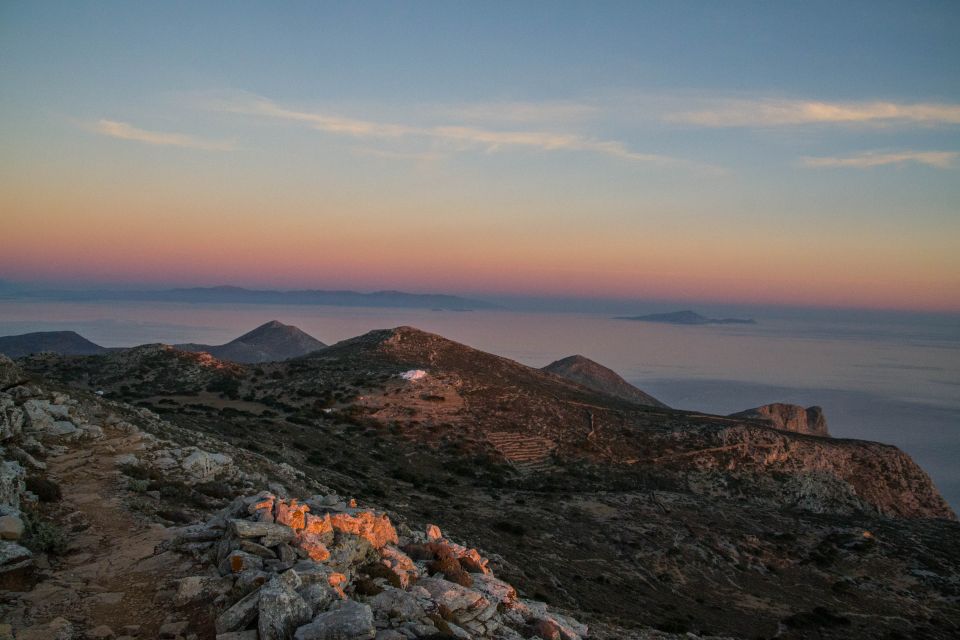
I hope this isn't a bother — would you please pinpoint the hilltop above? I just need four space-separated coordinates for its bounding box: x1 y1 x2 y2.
0 330 108 358
178 320 327 363
9 325 960 638
541 354 666 408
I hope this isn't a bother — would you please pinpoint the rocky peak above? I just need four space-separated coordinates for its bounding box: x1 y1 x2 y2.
178 321 327 363
542 354 666 408
730 403 830 437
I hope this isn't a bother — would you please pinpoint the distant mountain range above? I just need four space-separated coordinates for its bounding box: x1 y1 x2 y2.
0 321 327 363
616 310 756 325
176 320 326 363
2 285 498 311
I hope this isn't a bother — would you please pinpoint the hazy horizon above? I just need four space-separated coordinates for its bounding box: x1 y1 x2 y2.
3 2 959 312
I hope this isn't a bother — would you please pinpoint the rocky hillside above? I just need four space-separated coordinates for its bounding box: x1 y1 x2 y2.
729 403 829 437
9 327 960 638
0 357 605 640
541 355 665 408
0 331 108 358
178 321 327 364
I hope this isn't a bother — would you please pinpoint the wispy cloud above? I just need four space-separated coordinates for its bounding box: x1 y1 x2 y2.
667 99 960 128
435 100 598 124
212 95 712 170
93 119 234 150
801 150 958 169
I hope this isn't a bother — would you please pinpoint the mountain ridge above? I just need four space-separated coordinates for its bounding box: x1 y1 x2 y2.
616 310 756 325
0 330 108 358
177 320 327 363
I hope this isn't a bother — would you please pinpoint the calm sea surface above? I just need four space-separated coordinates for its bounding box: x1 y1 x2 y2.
2 300 958 509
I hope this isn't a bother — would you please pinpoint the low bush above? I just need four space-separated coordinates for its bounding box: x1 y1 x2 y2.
25 476 61 502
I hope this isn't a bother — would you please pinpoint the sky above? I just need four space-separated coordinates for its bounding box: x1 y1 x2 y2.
1 1 959 312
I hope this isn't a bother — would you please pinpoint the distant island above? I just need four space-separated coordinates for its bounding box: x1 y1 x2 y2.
2 285 499 311
615 310 756 325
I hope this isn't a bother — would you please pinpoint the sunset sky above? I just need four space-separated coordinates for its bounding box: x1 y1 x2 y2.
2 1 959 311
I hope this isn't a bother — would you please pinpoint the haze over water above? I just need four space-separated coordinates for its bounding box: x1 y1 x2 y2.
2 299 957 509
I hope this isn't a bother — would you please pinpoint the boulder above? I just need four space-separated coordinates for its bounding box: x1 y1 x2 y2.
0 355 23 388
298 582 336 615
416 577 489 624
0 513 25 540
0 540 31 565
0 461 25 509
293 600 375 640
182 449 233 481
15 616 74 640
379 545 417 588
368 587 425 621
0 396 24 441
216 632 259 640
231 519 296 545
220 550 265 575
328 511 398 549
259 574 312 640
216 588 262 634
174 575 234 605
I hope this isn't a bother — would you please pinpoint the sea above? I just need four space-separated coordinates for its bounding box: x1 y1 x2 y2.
1 300 958 510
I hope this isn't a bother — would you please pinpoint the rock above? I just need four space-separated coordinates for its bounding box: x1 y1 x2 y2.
0 355 23 387
236 568 271 594
293 600 376 640
216 632 259 640
521 601 588 640
114 453 139 466
425 524 442 541
416 577 489 624
276 499 311 530
182 449 233 481
231 519 296 544
326 533 376 574
471 573 517 606
16 616 75 640
0 396 25 441
216 589 262 634
298 582 336 615
0 460 25 509
8 445 45 471
729 403 830 437
258 575 312 639
174 575 235 605
240 539 278 558
0 513 24 540
86 625 115 639
158 620 189 638
328 511 398 550
0 540 31 565
379 545 417 588
50 420 79 437
220 550 265 575
368 587 424 621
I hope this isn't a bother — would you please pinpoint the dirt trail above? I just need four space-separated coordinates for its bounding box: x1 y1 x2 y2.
6 425 206 638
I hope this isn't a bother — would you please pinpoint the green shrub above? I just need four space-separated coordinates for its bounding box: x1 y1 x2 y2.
22 512 68 555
